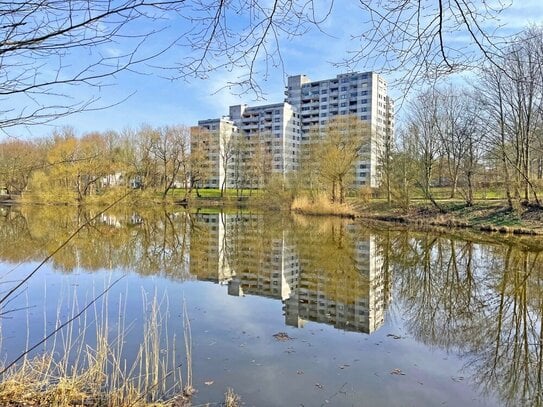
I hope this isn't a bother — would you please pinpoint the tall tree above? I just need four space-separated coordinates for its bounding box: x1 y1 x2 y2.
405 89 443 210
303 116 371 204
149 126 191 199
477 26 543 207
0 139 42 196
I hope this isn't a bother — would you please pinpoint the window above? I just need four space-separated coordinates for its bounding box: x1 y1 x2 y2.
361 90 368 96
321 97 328 102
321 112 327 117
340 102 346 107
274 125 280 130
321 89 327 94
361 99 368 104
321 105 327 110
341 86 347 91
274 117 280 122
274 109 281 114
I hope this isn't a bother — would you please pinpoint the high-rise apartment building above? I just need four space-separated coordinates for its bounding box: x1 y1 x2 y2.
285 72 395 187
228 102 301 177
192 102 300 189
190 117 237 189
191 71 394 189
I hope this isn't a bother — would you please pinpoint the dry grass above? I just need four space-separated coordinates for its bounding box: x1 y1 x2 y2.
291 194 357 217
224 388 241 407
0 291 191 407
0 289 242 407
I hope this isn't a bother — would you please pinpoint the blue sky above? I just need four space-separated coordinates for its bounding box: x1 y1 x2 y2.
4 0 543 140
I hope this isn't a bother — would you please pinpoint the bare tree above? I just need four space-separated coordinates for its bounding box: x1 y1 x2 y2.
219 131 236 197
378 110 395 204
390 127 419 210
149 126 191 199
0 0 519 133
435 86 483 203
477 64 515 208
189 126 212 197
405 89 443 210
0 138 42 195
477 26 543 207
343 0 514 89
304 115 371 204
244 132 273 193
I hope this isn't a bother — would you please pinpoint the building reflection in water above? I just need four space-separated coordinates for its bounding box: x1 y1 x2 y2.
190 212 388 334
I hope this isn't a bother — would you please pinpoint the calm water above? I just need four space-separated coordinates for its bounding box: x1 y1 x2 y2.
0 205 542 406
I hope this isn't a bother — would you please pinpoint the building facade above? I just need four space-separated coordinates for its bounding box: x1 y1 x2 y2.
191 117 238 189
191 71 394 189
228 102 300 189
285 72 394 187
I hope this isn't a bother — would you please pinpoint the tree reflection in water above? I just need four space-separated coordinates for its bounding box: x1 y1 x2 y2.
1 205 542 406
390 231 543 407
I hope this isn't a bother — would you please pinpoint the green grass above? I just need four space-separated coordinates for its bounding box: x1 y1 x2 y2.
469 207 522 227
165 188 261 199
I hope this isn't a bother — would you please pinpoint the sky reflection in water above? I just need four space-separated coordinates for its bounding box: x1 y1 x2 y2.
1 206 541 406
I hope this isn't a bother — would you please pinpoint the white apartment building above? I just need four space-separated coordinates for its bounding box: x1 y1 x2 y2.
191 117 238 189
228 102 300 179
286 72 395 187
191 102 300 189
193 71 394 189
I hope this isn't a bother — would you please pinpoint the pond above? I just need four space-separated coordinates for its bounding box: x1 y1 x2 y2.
0 205 541 406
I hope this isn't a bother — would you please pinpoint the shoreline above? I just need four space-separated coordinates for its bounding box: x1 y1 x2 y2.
355 202 543 236
3 196 543 236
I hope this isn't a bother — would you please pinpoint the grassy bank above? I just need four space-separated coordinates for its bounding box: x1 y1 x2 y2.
356 199 543 236
7 187 543 235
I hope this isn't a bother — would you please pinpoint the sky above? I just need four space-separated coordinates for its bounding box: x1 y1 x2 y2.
3 0 543 140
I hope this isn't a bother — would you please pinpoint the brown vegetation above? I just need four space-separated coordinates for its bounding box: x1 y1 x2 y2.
291 194 356 218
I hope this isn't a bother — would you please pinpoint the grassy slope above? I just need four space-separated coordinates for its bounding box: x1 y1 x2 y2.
355 199 543 235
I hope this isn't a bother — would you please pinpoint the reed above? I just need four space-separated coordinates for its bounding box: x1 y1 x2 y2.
291 193 357 217
0 288 191 406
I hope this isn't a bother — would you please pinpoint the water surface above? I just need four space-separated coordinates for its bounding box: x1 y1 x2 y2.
1 205 542 406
